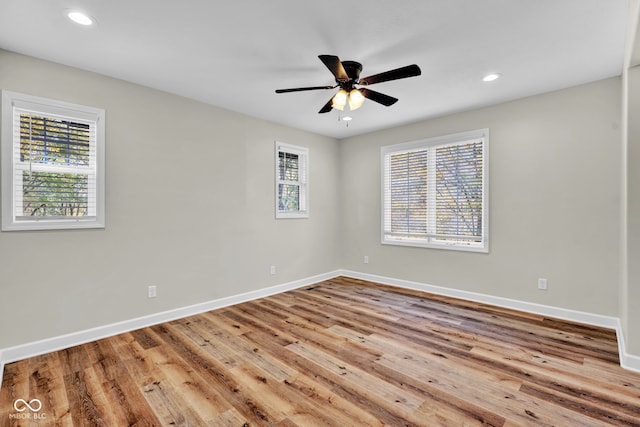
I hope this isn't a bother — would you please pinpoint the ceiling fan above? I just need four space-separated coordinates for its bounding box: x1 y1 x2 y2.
275 55 422 114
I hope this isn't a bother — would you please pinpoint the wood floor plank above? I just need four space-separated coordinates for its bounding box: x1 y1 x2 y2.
140 376 205 426
150 322 279 426
2 276 640 426
87 338 160 426
141 343 228 424
235 329 386 426
171 317 244 369
29 353 73 425
59 346 110 426
376 348 590 427
469 344 640 409
181 313 295 382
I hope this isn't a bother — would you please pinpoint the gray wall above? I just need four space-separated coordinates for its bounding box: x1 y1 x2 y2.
0 49 629 358
626 65 640 355
0 50 342 349
619 1 639 360
340 78 622 316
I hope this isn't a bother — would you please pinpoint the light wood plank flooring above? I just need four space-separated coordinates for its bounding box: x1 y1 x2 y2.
2 276 640 426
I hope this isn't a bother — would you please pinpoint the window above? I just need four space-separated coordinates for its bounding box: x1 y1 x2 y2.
1 91 105 230
381 129 488 252
275 141 308 218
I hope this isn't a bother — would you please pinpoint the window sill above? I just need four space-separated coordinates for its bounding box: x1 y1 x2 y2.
2 217 105 231
276 212 309 219
382 238 488 253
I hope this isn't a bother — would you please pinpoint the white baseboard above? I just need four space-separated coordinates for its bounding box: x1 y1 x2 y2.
340 269 640 373
0 270 341 387
616 326 640 372
1 269 638 390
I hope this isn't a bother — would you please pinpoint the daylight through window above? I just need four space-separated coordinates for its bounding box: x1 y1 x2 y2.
381 129 488 252
1 91 105 230
275 142 308 218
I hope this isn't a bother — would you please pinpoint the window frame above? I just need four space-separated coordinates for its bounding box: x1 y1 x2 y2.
275 141 309 219
1 90 105 231
381 129 489 252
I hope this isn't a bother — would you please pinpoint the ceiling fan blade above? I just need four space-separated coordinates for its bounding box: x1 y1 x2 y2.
318 55 349 82
276 85 335 93
318 97 334 113
359 88 398 106
359 64 421 86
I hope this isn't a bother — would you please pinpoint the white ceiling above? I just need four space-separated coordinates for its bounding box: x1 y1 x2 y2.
0 1 631 139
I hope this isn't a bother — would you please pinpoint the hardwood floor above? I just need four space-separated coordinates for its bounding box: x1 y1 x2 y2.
2 276 640 426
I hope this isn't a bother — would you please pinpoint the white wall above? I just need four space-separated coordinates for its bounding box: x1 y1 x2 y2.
0 49 342 349
340 78 622 316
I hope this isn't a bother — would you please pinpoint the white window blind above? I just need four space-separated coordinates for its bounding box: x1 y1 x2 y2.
382 129 488 252
1 91 105 230
275 141 308 218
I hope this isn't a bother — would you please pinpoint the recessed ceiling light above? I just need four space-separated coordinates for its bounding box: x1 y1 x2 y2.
67 11 95 26
342 116 353 121
483 73 502 82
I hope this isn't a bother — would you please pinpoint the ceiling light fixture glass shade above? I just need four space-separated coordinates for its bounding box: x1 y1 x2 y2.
332 89 348 110
348 89 365 110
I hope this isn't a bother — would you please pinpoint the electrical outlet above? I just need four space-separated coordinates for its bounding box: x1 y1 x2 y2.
270 265 276 275
538 278 548 290
364 256 369 264
148 285 157 298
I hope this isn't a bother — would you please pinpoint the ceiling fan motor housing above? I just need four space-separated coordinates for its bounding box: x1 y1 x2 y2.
340 60 362 86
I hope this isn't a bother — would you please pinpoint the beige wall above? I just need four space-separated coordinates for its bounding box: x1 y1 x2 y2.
0 50 342 349
340 78 622 316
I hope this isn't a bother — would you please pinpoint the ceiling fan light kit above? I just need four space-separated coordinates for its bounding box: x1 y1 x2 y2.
331 89 348 110
330 88 365 111
276 55 421 115
348 89 365 110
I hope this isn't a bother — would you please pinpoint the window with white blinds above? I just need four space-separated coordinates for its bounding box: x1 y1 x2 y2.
1 91 105 230
381 129 488 252
275 141 308 218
